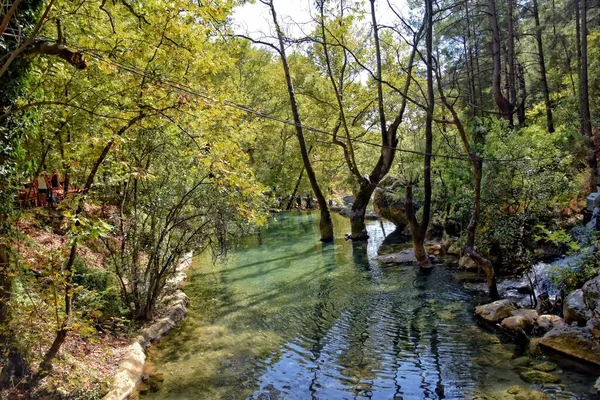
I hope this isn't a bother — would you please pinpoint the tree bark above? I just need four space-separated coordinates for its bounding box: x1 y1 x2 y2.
579 0 596 184
268 0 334 242
488 0 513 121
532 0 554 133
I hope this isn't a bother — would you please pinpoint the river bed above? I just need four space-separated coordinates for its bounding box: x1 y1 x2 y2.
143 212 596 399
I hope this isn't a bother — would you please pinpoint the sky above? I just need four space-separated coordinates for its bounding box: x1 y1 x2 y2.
231 0 410 39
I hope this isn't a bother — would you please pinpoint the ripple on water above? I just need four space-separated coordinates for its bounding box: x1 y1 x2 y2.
143 213 597 400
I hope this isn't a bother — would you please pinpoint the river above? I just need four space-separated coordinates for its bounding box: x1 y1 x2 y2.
143 212 595 399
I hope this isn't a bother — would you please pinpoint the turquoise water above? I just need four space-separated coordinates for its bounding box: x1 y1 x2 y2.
143 212 596 399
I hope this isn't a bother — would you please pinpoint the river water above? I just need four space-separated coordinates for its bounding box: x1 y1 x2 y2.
143 212 595 399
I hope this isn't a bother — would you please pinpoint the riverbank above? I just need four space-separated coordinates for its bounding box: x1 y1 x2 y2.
1 208 193 400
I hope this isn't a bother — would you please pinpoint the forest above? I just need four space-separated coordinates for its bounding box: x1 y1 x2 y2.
1 0 599 398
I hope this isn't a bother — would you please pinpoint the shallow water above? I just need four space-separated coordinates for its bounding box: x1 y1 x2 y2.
143 212 596 399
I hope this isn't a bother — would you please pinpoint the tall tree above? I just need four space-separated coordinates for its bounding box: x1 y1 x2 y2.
315 0 419 240
531 0 555 133
263 0 334 242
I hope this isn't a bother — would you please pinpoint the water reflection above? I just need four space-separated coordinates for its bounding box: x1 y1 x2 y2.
143 212 594 400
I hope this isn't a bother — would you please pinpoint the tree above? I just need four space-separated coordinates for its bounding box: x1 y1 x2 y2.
314 0 420 241
258 0 335 242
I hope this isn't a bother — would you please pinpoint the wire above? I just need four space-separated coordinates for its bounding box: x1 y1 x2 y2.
42 42 570 165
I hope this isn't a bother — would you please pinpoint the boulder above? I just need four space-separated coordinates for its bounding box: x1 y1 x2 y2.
536 314 565 331
531 361 557 372
372 177 411 231
586 311 600 340
475 299 518 324
501 315 533 332
424 243 443 256
519 369 561 384
376 248 437 265
459 255 478 270
511 309 538 324
563 289 592 326
582 276 600 311
539 325 600 367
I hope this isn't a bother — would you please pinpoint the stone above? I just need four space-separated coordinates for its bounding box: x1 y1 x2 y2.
564 289 593 326
519 369 561 384
510 357 531 368
424 243 443 256
539 325 600 367
475 299 518 323
372 177 412 230
511 309 538 323
536 314 565 331
377 249 418 265
506 385 550 400
376 248 437 266
459 255 478 270
583 276 600 311
532 361 557 372
586 311 600 340
501 315 533 332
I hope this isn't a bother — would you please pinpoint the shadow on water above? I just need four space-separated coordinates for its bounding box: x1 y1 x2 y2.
143 212 597 400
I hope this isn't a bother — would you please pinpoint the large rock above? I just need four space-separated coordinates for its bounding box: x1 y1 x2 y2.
582 276 600 311
372 177 411 231
376 248 437 265
539 325 600 367
536 314 565 331
501 315 534 332
519 369 561 384
475 299 518 323
511 309 538 324
564 289 592 326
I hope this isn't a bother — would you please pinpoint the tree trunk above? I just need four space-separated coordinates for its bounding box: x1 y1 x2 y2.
349 184 376 240
268 0 333 242
488 0 513 121
507 0 517 127
579 0 596 184
532 0 554 133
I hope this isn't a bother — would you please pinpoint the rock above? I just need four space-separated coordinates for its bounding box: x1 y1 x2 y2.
519 369 561 384
532 361 557 372
424 243 443 256
586 311 600 340
376 248 437 266
501 315 533 332
372 177 411 230
377 249 418 265
510 357 531 368
475 299 518 323
511 309 538 323
564 289 593 326
506 385 550 400
459 255 478 270
583 275 600 310
539 325 600 367
536 314 565 331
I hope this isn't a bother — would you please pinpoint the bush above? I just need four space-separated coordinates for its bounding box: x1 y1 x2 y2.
72 257 126 330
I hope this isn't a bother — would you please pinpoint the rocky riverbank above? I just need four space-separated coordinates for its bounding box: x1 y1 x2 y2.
102 253 193 400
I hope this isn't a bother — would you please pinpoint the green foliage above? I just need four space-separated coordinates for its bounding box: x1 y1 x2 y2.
72 257 126 327
548 255 598 293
